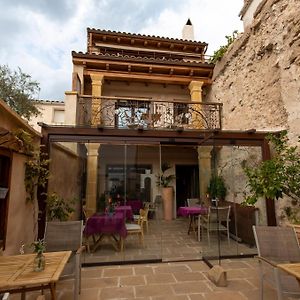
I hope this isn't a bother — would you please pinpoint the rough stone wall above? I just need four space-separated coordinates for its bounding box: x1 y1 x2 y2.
205 0 300 223
206 0 300 144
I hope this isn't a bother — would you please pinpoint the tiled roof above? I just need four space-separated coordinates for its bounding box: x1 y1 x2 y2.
33 99 64 104
72 51 213 66
87 28 207 47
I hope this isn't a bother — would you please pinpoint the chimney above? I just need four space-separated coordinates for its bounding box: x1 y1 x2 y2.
182 19 194 40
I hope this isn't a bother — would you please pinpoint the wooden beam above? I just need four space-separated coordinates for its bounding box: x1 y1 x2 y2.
86 70 213 85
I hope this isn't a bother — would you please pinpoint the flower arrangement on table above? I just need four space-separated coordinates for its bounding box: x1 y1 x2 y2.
105 197 115 215
20 239 46 272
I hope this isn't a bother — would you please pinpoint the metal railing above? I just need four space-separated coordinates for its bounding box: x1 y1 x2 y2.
77 96 222 130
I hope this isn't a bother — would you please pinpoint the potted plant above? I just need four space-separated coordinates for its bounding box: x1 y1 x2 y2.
207 175 227 202
157 163 175 221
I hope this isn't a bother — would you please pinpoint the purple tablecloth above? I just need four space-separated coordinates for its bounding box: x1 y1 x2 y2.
120 200 143 213
177 206 207 217
115 206 133 221
84 212 127 238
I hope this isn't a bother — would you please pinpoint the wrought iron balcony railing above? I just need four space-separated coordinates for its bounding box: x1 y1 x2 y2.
77 96 222 130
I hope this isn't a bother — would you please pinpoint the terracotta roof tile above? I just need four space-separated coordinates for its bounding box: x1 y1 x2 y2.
72 51 213 66
87 28 207 46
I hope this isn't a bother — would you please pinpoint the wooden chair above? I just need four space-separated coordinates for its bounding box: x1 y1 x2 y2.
253 225 300 300
44 221 85 300
124 216 144 250
200 206 231 245
133 208 149 232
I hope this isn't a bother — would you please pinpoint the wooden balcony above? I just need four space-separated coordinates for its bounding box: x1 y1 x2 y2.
77 96 222 131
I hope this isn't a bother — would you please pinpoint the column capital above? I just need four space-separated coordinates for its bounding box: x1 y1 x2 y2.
188 80 204 93
86 143 100 156
198 146 213 159
90 74 104 86
188 80 204 102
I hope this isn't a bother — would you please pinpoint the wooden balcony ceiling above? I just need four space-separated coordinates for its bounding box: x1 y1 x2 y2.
73 52 214 84
87 28 208 54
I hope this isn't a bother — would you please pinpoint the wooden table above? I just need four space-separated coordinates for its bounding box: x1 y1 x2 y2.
0 251 71 300
278 262 300 283
177 206 208 235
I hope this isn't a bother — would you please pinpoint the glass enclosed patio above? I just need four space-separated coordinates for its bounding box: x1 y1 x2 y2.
39 123 275 266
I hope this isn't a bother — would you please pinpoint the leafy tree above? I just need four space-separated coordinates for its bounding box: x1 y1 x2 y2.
243 131 300 210
210 30 239 64
0 64 40 120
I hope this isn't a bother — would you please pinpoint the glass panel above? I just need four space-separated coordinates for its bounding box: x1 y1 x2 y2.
123 143 162 262
202 145 266 266
47 141 163 264
160 144 202 261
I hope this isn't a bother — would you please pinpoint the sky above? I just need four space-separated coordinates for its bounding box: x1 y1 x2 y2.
0 0 244 100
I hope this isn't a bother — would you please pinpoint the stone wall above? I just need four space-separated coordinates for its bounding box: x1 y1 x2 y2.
205 0 300 223
206 0 300 144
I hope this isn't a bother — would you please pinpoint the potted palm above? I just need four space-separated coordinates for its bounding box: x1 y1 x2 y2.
157 163 175 221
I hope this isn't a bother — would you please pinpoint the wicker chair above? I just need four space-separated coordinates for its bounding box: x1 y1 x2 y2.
44 221 85 300
253 225 300 300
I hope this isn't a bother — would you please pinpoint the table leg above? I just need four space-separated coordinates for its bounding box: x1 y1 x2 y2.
21 290 26 300
49 283 56 300
188 216 193 235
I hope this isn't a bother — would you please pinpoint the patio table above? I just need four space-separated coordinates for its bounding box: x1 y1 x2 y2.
83 212 127 252
0 251 71 300
115 205 133 221
177 206 208 235
278 262 300 284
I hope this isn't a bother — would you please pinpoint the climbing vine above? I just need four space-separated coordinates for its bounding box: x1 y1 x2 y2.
25 151 50 203
210 30 239 64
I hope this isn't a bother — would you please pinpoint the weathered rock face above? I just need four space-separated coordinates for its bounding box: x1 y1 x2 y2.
206 0 300 144
206 0 300 223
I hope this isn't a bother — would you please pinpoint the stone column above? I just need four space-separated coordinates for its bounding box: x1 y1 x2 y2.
90 74 104 125
198 146 213 205
86 144 100 212
188 80 204 129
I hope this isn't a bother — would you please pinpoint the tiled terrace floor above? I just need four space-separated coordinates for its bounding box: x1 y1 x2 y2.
83 217 257 264
9 217 271 299
10 258 281 299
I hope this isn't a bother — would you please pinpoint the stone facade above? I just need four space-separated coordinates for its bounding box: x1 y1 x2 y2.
206 0 300 222
207 0 300 144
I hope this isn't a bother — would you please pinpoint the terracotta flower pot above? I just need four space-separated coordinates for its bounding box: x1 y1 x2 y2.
162 187 173 221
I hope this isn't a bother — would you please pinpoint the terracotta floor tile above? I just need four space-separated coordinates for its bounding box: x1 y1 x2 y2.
99 286 135 299
120 275 146 286
135 284 174 297
145 273 176 284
